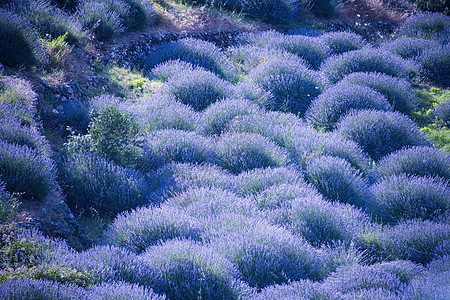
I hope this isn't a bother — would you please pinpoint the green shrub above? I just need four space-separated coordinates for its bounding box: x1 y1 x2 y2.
413 0 449 15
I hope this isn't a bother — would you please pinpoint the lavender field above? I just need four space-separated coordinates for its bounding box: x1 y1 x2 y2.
0 0 450 299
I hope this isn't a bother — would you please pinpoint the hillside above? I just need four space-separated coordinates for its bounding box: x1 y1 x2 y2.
1 0 450 299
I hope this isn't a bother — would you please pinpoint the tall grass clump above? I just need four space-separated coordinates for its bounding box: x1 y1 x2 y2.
87 281 165 300
0 140 56 200
335 110 431 161
417 45 450 87
368 174 450 224
105 205 203 254
319 31 367 55
142 129 217 167
337 72 417 114
208 216 326 288
61 152 152 216
304 155 372 207
158 69 234 111
15 0 85 45
370 146 450 182
361 219 450 264
165 186 258 219
198 98 262 136
272 194 370 247
215 133 290 174
127 95 199 133
380 37 441 61
233 166 304 196
141 239 250 299
247 58 325 116
321 49 412 83
145 38 237 81
306 83 392 131
395 12 450 44
76 0 124 41
0 9 47 67
0 278 88 300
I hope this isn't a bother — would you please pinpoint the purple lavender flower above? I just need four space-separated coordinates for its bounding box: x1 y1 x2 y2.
319 31 367 55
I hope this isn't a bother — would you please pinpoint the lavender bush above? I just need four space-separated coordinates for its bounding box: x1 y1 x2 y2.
87 281 165 300
0 9 47 67
370 146 450 182
0 181 19 223
337 72 417 115
165 186 258 219
142 129 217 166
247 58 326 116
198 98 262 136
60 99 90 134
150 59 203 82
141 239 250 299
368 174 450 224
395 12 450 44
76 0 124 41
145 38 237 81
158 69 234 111
335 110 431 161
253 280 338 300
105 205 203 254
0 140 56 200
319 31 367 55
233 81 274 108
380 37 441 61
321 49 412 83
61 152 152 216
418 45 450 87
215 133 290 174
306 83 392 131
304 155 372 207
434 99 450 124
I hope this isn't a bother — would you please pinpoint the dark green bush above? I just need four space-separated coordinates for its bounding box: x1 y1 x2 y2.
304 0 338 18
412 0 449 15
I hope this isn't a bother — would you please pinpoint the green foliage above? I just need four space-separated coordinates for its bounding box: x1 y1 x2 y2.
412 0 449 15
89 104 143 168
46 32 73 69
0 183 20 224
33 265 98 287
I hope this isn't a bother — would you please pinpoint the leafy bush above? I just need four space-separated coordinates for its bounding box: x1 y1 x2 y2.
306 83 392 131
304 155 372 207
198 98 262 136
150 59 202 82
0 140 56 200
335 110 431 161
418 45 450 87
166 186 258 219
359 219 450 264
368 174 450 224
0 181 19 223
127 94 199 133
105 205 203 254
370 146 450 182
0 278 87 300
396 12 450 44
15 0 85 45
158 69 234 111
143 129 217 166
0 9 47 67
247 58 325 116
215 133 290 174
145 38 237 81
321 49 412 83
208 216 325 288
87 281 165 300
287 132 372 172
76 0 124 41
337 72 417 115
233 166 304 196
380 37 441 61
88 103 142 168
61 152 152 216
141 239 250 299
319 31 367 55
0 118 51 157
216 0 297 25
